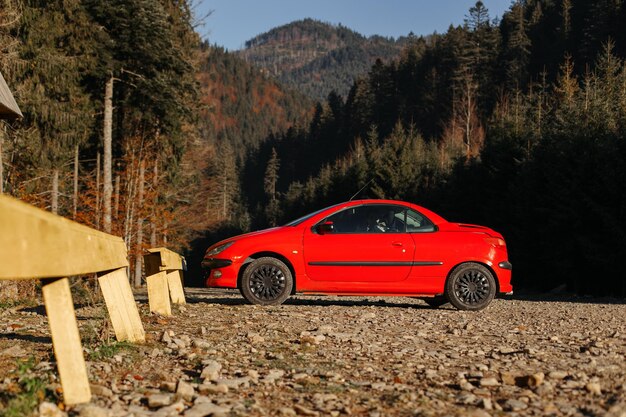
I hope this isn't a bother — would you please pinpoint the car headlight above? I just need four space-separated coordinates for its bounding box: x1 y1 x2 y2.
205 241 235 256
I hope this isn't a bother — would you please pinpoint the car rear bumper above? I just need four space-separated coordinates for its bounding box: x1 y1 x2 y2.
495 260 513 293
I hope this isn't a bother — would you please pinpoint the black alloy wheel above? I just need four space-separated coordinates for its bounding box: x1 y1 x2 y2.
240 257 293 306
445 262 496 311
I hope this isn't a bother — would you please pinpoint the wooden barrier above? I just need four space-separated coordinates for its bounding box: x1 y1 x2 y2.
143 247 186 316
0 194 145 405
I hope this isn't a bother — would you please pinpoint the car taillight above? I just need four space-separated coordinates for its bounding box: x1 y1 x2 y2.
484 237 506 247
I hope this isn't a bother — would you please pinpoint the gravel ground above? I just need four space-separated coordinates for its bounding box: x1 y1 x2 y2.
0 288 625 417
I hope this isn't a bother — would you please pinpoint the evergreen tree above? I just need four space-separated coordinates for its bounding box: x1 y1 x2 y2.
500 1 531 88
11 0 96 212
264 147 281 226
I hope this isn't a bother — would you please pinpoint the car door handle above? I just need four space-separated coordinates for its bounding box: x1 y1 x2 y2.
391 242 403 247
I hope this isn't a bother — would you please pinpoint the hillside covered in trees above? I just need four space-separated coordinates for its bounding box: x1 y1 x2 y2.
2 0 626 297
238 19 408 100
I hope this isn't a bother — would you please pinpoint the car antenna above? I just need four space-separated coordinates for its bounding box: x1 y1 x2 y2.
349 178 374 201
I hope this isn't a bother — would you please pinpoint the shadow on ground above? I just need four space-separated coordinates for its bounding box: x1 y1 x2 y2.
0 332 51 344
182 288 436 310
509 292 626 305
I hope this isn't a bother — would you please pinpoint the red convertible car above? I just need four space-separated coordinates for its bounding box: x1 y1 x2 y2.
202 200 512 310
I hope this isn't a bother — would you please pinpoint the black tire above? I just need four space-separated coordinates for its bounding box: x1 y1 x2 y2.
445 262 496 311
239 257 293 306
423 296 448 308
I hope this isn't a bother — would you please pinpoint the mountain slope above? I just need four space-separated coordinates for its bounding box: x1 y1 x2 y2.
197 44 312 154
237 19 407 100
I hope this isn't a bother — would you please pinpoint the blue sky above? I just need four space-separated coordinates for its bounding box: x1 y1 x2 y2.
194 0 512 51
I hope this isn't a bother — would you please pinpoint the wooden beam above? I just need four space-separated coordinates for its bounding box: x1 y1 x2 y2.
146 271 171 316
0 194 128 279
41 278 91 405
147 247 183 270
98 268 145 343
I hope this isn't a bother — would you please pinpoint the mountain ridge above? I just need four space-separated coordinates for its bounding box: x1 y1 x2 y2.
237 18 409 100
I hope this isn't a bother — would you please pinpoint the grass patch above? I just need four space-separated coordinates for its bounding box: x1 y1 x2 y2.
0 357 55 417
88 341 137 361
0 298 38 310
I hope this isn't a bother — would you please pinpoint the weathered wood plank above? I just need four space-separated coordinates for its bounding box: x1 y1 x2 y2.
166 270 186 305
41 278 91 405
98 268 145 343
0 194 128 279
146 271 171 315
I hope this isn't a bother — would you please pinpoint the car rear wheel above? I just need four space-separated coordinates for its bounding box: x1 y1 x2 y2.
445 262 496 311
240 257 293 306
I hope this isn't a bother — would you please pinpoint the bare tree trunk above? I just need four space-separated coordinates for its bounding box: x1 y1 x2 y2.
0 123 4 194
114 173 120 221
150 159 158 247
96 152 101 229
464 85 473 161
222 180 227 220
134 160 145 288
103 76 114 233
51 168 59 214
124 154 138 279
73 145 79 219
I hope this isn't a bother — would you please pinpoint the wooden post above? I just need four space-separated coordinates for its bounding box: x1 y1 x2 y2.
146 271 171 315
144 249 186 310
98 268 145 342
41 278 91 405
166 270 186 305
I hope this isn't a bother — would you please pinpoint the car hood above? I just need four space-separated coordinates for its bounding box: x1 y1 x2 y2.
210 226 283 248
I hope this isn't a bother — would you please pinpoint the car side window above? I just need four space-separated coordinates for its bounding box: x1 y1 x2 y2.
325 205 407 234
406 209 436 232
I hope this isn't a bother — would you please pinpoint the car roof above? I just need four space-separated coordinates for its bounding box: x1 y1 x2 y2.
312 199 447 225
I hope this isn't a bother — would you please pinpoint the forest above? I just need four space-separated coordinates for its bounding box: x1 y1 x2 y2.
1 0 626 296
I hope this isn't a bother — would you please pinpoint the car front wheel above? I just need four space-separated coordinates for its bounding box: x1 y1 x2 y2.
240 257 293 306
445 262 496 311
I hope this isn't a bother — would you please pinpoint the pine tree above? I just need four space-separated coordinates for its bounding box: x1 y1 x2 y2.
11 0 96 212
501 1 531 89
264 147 281 226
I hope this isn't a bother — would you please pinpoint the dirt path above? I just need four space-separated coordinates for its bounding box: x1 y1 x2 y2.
1 289 625 416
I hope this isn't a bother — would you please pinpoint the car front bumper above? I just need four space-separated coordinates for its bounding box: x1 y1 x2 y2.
202 257 239 288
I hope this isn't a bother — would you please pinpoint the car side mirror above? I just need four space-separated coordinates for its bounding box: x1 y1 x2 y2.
316 221 334 235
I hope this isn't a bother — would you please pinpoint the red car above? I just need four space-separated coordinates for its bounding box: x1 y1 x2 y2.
202 200 512 310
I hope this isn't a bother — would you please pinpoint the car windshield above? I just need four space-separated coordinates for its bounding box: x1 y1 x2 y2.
284 204 342 227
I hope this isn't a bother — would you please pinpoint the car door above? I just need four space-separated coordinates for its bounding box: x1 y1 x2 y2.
404 208 448 288
303 204 415 282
